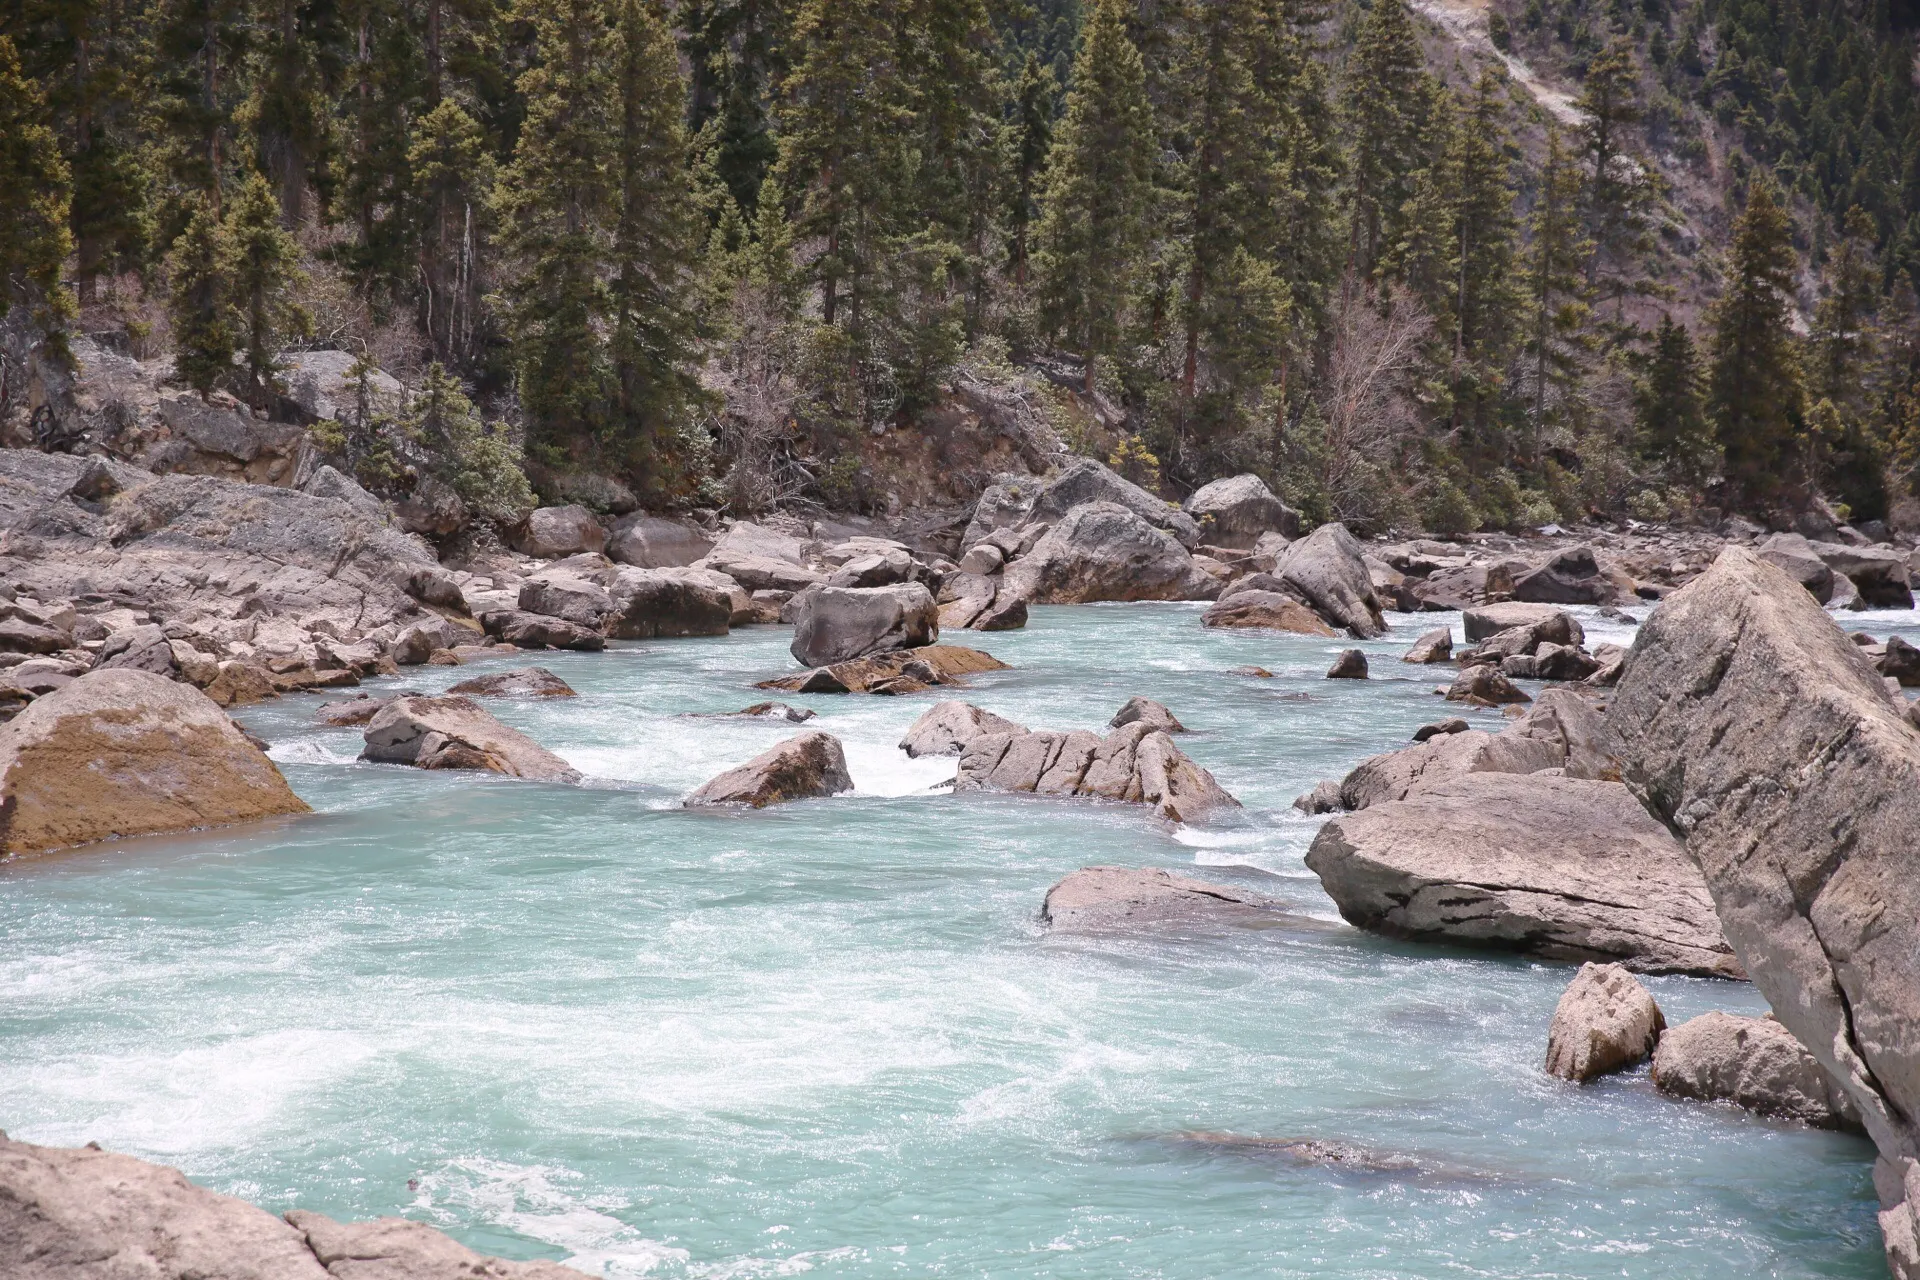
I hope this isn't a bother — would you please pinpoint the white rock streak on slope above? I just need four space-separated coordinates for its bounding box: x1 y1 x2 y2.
1410 0 1586 127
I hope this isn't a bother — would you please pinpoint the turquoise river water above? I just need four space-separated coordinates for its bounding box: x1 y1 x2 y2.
6 602 1919 1278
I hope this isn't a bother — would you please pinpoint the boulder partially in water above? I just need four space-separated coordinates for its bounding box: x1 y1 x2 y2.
1545 962 1666 1083
790 583 939 667
1402 627 1453 664
1041 865 1285 929
1276 523 1386 638
1652 1012 1864 1132
1001 502 1217 604
605 567 734 639
1201 589 1337 635
1109 696 1186 733
685 731 853 807
1305 772 1741 977
899 700 1028 758
0 1133 591 1280
956 720 1238 823
758 644 1009 696
361 694 581 782
0 667 309 855
445 666 577 698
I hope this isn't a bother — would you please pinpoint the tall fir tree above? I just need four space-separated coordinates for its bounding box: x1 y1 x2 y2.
165 198 234 397
0 34 77 342
606 0 709 491
410 99 495 366
220 170 309 397
495 0 617 446
1635 314 1714 483
148 0 253 217
1340 0 1428 279
1032 0 1153 393
1004 52 1054 290
240 0 334 226
1576 38 1658 326
1809 205 1879 412
1523 124 1592 432
1708 176 1806 505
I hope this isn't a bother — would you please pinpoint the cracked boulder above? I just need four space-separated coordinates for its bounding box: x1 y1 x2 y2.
955 719 1238 823
1304 771 1741 977
360 694 581 782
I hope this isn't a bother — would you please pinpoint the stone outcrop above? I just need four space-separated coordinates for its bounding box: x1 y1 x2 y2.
1326 649 1368 679
758 643 1009 695
606 513 714 568
478 609 606 651
445 666 577 698
1545 962 1666 1083
1512 545 1623 605
1601 547 1920 1273
1304 771 1741 977
956 719 1238 822
1274 523 1386 638
1000 502 1217 604
790 582 939 667
1041 866 1287 929
685 730 853 807
511 505 607 558
898 700 1027 757
360 694 581 782
1026 458 1201 547
1181 474 1301 549
1200 589 1336 634
1462 602 1583 645
1446 664 1531 705
605 566 734 638
695 521 823 592
0 1132 590 1279
1402 627 1452 663
0 668 309 855
1652 1012 1864 1132
1109 696 1186 733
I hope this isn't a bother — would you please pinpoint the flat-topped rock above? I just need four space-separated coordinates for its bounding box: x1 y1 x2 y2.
758 644 1009 695
1305 771 1741 977
1041 866 1287 929
361 694 581 782
1201 589 1337 634
685 731 852 807
0 667 309 855
899 700 1028 757
445 666 577 698
1463 602 1582 644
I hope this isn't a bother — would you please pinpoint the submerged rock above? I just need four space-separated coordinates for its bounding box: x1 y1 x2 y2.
685 731 853 807
445 666 577 698
1041 866 1286 929
360 694 581 782
1305 772 1741 977
0 1133 591 1279
899 700 1028 757
715 702 816 723
1545 962 1666 1083
0 668 309 855
1652 1012 1864 1132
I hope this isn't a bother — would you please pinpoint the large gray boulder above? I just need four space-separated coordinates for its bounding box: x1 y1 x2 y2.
1200 589 1336 634
1182 474 1301 549
1000 502 1217 604
0 668 309 856
361 694 581 782
790 583 938 667
1602 547 1920 1273
685 730 853 807
898 700 1027 757
1275 523 1386 638
1029 457 1201 547
605 566 734 638
0 1132 589 1279
1545 962 1666 1083
1757 532 1837 602
1653 1012 1864 1132
956 719 1237 823
1462 602 1583 645
1812 540 1915 608
518 572 616 629
1041 865 1287 930
1512 544 1622 605
606 513 714 567
511 504 607 558
1305 771 1741 977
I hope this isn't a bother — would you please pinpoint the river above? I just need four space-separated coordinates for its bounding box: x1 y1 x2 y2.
4 602 1912 1278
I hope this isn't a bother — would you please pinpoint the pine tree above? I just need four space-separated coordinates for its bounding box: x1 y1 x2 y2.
1708 176 1806 504
240 0 332 226
1636 314 1714 483
1577 38 1658 324
220 171 309 397
1523 124 1592 432
410 99 495 366
1809 205 1879 412
1341 0 1428 279
1005 52 1055 289
148 0 253 215
166 199 234 397
1032 0 1154 393
607 0 709 491
494 0 618 445
333 0 424 307
0 34 77 340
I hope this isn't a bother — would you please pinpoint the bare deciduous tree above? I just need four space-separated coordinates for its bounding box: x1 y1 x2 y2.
1319 280 1433 522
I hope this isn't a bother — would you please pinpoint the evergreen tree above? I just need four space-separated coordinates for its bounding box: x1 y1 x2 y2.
166 199 234 397
607 0 709 491
1005 52 1054 289
220 170 309 397
0 35 77 340
148 0 253 214
333 0 423 307
1341 0 1428 278
1523 124 1592 432
1032 0 1153 393
240 0 333 225
1636 314 1714 483
1809 205 1879 412
1577 38 1658 324
410 99 495 366
1708 176 1806 504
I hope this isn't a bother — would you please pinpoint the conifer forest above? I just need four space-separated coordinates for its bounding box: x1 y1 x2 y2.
5 0 1920 534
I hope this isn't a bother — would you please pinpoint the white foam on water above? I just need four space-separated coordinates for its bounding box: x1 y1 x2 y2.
414 1158 690 1277
841 740 955 797
10 1028 379 1156
269 740 364 767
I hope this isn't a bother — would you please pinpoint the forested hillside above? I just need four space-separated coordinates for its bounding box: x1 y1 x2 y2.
3 0 1919 534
